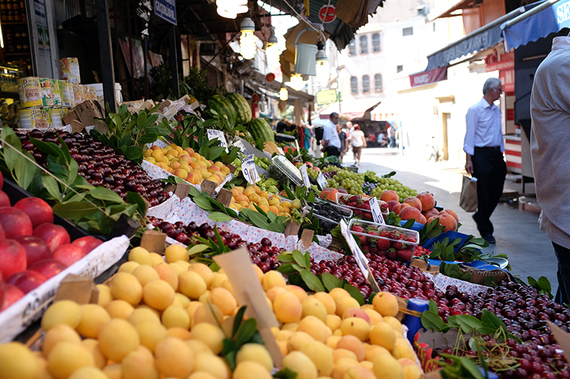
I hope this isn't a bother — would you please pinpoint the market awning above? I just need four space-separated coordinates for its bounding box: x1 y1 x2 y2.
425 2 542 71
502 0 570 50
431 0 476 20
318 98 381 119
370 97 400 121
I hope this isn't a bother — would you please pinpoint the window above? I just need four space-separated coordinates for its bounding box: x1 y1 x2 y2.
360 36 368 54
351 77 358 94
349 39 356 56
362 75 370 93
372 33 380 52
396 65 403 73
374 74 382 92
403 27 413 36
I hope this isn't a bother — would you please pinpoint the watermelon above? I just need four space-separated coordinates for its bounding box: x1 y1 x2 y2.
226 92 252 124
208 95 237 127
248 118 274 142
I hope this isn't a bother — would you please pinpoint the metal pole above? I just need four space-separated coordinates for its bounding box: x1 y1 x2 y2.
96 0 116 113
169 24 180 98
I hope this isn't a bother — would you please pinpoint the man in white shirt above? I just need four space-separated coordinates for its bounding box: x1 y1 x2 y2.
464 77 507 244
321 112 341 157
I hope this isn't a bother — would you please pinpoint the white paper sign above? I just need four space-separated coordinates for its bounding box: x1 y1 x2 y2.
317 172 328 190
369 197 385 224
235 140 252 156
299 164 311 188
339 220 369 277
207 129 228 151
242 155 261 184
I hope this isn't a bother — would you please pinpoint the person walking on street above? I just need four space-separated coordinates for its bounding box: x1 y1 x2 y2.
351 124 366 166
339 126 348 162
321 112 341 157
530 33 570 304
387 124 396 148
464 77 507 245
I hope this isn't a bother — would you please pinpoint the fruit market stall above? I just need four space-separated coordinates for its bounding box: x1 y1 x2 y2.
0 88 569 379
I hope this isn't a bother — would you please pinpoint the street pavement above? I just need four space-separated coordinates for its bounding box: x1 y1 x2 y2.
343 147 559 293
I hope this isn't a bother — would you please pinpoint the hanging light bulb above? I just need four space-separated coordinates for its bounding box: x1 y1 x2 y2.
280 86 289 101
315 41 329 85
290 73 304 91
265 26 280 63
216 0 248 19
240 17 256 60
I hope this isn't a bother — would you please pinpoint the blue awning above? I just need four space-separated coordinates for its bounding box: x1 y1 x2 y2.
502 0 570 50
426 2 543 71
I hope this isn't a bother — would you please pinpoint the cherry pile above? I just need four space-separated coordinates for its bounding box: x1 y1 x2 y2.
16 130 168 206
147 217 285 273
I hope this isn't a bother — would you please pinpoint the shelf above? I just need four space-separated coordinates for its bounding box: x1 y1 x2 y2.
5 52 30 56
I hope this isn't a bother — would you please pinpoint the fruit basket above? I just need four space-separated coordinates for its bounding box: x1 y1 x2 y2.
333 193 388 221
348 219 419 262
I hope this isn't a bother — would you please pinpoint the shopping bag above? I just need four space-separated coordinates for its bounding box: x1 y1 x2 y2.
459 175 478 212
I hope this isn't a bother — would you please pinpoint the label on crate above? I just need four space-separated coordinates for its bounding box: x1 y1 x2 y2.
299 164 311 188
339 220 369 277
317 172 327 190
234 140 252 156
207 129 228 151
242 155 261 184
369 197 385 224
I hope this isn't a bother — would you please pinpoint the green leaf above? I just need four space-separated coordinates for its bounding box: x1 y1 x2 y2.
126 192 148 216
125 145 144 161
277 263 297 274
304 252 311 269
459 357 486 379
428 299 439 313
232 306 247 339
139 133 158 144
292 250 308 269
90 187 124 203
277 253 294 263
209 212 234 223
343 283 365 306
222 345 238 371
42 174 61 201
13 152 40 190
29 138 66 160
236 318 258 345
52 202 97 220
193 195 214 211
187 244 210 256
63 191 86 204
481 310 507 332
291 263 304 272
449 315 484 333
188 185 202 198
273 368 298 379
538 276 552 293
321 273 343 292
267 211 278 223
300 269 325 292
421 311 448 332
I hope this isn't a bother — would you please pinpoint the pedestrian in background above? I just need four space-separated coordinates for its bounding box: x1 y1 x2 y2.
339 125 349 162
463 77 506 245
351 124 366 166
321 112 341 157
387 124 396 148
530 32 570 304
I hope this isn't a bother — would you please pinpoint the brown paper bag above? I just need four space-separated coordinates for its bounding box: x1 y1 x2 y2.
459 175 477 212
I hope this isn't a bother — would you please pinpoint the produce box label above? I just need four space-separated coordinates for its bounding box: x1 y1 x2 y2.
369 197 385 224
317 172 327 190
340 220 369 277
234 140 252 156
207 129 228 151
299 164 311 188
242 155 261 184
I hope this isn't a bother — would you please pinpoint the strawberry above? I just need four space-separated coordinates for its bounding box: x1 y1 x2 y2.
386 248 398 260
379 230 388 238
405 235 417 243
359 235 368 245
363 203 371 210
370 246 379 255
367 230 379 236
349 196 359 203
348 202 357 208
351 225 365 233
392 240 408 250
397 249 413 261
376 238 391 250
362 245 370 253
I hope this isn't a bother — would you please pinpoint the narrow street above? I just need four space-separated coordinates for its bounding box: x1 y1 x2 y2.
345 147 558 292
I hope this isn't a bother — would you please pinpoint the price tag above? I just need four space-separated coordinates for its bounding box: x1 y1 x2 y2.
317 172 328 190
369 197 385 224
299 164 311 188
242 155 261 184
339 220 369 277
234 140 251 156
207 129 228 151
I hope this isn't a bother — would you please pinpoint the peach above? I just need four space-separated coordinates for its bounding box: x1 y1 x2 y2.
398 207 422 223
342 307 371 324
403 197 422 211
435 213 458 232
419 214 427 225
386 200 400 212
380 190 399 203
441 209 459 223
416 192 435 212
423 208 439 218
392 203 410 215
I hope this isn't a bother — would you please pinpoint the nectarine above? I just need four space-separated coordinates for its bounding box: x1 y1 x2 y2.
417 192 435 212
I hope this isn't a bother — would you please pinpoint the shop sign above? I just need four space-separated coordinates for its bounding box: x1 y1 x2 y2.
154 0 177 25
319 5 336 23
409 66 447 88
316 89 337 105
499 68 515 92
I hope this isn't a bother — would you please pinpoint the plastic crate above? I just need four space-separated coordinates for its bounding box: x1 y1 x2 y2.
348 219 419 262
333 193 388 221
309 198 353 221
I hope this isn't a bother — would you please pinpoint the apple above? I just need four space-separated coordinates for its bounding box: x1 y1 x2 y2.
33 223 70 252
14 235 52 267
6 270 46 294
0 206 33 239
0 284 24 311
14 197 54 228
0 190 10 207
28 259 67 280
71 236 103 254
52 244 86 267
0 239 27 279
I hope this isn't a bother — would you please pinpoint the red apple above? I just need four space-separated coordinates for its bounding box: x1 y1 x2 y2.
0 239 27 279
0 284 24 311
0 190 10 207
28 259 67 280
6 270 46 294
14 235 51 267
33 223 70 253
14 197 54 229
71 236 103 254
52 244 87 267
417 192 436 212
0 206 33 239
